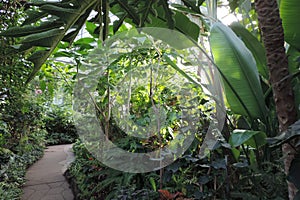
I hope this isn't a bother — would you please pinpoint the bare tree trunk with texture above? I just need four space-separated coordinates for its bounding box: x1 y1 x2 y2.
254 0 298 199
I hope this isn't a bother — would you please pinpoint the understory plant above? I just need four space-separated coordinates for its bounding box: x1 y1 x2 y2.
0 2 47 199
44 105 77 145
66 140 160 200
0 127 46 199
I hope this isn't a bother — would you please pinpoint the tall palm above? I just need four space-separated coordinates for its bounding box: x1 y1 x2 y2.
254 0 298 199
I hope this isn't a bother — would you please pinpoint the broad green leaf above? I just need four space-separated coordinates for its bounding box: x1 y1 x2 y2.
0 21 64 37
53 51 73 58
22 10 48 25
231 147 240 161
22 0 98 84
0 0 96 84
62 5 95 43
74 37 96 45
287 46 300 74
149 177 157 191
171 10 200 41
142 28 195 49
229 129 266 148
86 21 98 37
245 131 266 148
40 4 80 24
229 22 268 80
210 22 267 121
280 0 300 50
22 29 64 47
249 149 257 168
28 50 50 69
146 7 200 41
73 37 96 50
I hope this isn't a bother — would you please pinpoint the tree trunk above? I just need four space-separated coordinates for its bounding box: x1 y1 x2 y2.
254 0 298 199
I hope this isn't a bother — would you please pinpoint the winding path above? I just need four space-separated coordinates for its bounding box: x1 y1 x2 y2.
21 144 75 200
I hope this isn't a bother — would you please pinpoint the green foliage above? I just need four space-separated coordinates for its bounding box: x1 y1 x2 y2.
0 0 98 84
112 187 159 200
145 6 200 41
229 22 268 80
66 140 160 200
64 17 288 199
110 0 201 40
280 0 300 50
67 136 288 199
0 130 45 200
210 22 267 121
229 129 266 148
0 90 45 150
44 106 77 145
0 0 202 85
0 1 297 200
0 5 48 195
0 121 10 148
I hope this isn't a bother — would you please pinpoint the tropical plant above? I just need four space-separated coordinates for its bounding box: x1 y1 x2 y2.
254 1 298 199
44 105 77 145
1 0 300 199
0 0 201 84
0 129 46 199
220 0 300 199
66 140 161 200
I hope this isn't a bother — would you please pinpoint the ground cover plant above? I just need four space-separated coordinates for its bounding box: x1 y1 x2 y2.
0 126 46 199
0 1 72 198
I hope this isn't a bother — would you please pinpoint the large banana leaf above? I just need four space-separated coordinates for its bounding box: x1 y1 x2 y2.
1 0 201 84
229 22 269 80
110 0 200 41
146 6 200 41
280 0 300 50
210 22 267 121
0 0 97 84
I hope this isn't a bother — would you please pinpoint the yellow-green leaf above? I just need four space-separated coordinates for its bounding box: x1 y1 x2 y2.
210 22 267 121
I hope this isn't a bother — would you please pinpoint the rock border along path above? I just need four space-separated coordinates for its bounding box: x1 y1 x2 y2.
21 144 75 200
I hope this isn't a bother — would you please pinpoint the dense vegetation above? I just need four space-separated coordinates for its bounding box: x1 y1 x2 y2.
1 0 300 199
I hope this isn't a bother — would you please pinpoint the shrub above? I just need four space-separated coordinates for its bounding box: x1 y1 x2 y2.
0 129 46 199
65 140 159 200
44 106 77 145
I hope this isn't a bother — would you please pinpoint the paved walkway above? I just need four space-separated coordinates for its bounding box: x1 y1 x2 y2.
21 144 75 200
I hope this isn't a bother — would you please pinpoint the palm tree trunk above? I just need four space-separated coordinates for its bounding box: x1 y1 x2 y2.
254 0 298 199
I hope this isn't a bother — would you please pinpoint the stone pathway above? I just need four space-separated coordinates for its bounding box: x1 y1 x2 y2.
21 144 75 200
